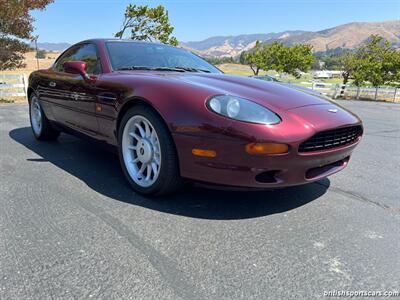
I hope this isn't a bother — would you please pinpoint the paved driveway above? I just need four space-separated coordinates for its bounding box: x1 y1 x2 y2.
0 100 399 299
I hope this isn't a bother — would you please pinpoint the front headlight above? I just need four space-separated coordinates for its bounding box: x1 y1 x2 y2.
207 95 281 125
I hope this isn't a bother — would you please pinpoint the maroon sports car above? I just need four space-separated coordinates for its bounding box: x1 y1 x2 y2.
28 39 363 195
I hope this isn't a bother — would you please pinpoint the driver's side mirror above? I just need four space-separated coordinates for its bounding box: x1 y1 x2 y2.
63 61 92 81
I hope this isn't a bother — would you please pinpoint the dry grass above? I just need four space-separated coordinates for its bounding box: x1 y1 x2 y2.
0 51 59 103
0 96 26 104
218 63 349 86
217 63 267 76
1 51 59 75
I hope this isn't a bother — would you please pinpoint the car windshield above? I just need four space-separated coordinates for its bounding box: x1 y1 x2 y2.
106 41 221 74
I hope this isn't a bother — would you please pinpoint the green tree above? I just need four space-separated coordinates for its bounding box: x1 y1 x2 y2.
259 42 314 78
388 49 400 87
261 42 284 74
115 4 178 46
279 44 314 78
239 51 247 65
205 56 235 65
352 35 398 87
241 40 265 75
338 52 357 86
0 0 53 70
312 59 322 70
334 52 357 98
319 55 340 70
316 48 352 71
241 41 314 78
35 49 46 59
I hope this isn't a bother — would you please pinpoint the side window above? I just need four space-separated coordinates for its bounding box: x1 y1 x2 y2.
54 44 102 74
54 46 79 72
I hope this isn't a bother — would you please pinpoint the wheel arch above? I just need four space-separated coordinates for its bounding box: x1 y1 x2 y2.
116 96 170 135
116 96 182 183
27 87 35 102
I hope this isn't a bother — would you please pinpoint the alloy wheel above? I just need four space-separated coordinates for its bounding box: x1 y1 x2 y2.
30 95 42 136
121 115 162 187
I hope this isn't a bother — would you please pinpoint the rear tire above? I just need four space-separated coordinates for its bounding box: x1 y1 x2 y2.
29 93 60 141
118 104 183 196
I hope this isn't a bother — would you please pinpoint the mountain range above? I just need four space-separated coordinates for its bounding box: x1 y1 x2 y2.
182 20 400 57
34 20 400 57
30 42 72 52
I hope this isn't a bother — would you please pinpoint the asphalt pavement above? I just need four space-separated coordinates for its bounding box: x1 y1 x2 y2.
0 100 399 299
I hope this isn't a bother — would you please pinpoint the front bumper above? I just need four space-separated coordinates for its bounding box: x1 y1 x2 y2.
173 132 361 189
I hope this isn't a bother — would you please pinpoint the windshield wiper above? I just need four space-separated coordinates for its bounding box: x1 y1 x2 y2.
172 67 211 73
117 66 152 71
116 66 186 72
116 66 211 73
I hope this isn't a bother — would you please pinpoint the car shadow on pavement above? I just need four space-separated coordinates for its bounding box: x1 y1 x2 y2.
10 127 330 220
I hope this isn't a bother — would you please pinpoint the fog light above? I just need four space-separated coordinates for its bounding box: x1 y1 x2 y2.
192 148 217 157
245 143 289 155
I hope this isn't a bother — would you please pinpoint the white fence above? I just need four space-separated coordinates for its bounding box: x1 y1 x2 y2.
293 82 399 102
0 74 28 97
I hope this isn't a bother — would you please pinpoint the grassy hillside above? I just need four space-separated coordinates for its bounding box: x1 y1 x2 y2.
217 63 266 76
218 63 346 85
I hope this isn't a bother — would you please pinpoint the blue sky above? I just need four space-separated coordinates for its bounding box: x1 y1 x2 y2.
31 0 400 43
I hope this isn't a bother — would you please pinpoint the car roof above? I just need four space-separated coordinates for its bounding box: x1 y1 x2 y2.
78 38 167 46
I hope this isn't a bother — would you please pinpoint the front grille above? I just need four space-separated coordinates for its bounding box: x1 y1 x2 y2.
299 125 362 153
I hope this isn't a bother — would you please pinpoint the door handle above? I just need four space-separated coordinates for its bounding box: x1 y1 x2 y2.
49 81 56 87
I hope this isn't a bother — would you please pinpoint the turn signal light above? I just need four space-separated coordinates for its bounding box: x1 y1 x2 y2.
192 148 217 157
245 143 289 155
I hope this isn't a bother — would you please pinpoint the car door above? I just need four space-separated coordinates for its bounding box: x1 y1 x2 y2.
50 43 102 136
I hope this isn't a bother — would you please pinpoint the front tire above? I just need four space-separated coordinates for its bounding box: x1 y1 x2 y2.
29 93 60 141
118 105 182 196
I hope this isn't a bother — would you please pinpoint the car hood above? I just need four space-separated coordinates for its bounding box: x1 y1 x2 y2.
116 71 334 111
276 82 322 97
172 73 331 111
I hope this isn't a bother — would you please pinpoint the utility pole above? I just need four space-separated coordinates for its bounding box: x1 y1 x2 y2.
33 35 39 70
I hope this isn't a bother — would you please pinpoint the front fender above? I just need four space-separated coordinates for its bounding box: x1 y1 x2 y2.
116 76 233 139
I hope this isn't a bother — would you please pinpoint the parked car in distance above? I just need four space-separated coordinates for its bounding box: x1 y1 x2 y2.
250 75 279 82
28 39 363 196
